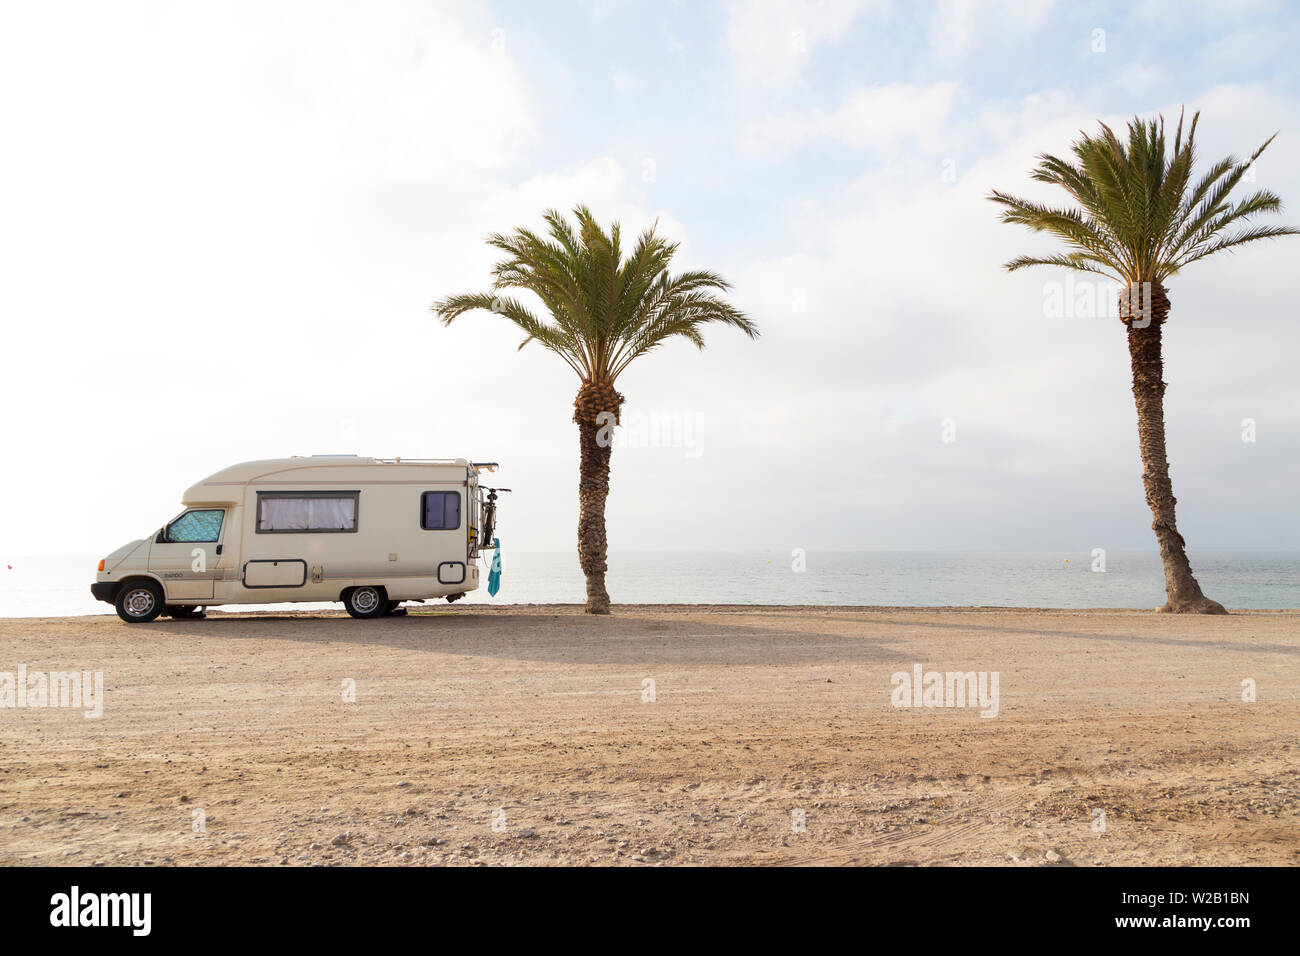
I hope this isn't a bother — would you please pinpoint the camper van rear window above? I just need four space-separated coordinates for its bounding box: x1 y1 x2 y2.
256 491 359 533
421 491 460 531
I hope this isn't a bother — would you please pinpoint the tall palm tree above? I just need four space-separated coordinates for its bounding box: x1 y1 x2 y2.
991 111 1296 613
434 205 757 614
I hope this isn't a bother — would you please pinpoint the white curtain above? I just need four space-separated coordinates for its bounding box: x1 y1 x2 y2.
260 496 356 531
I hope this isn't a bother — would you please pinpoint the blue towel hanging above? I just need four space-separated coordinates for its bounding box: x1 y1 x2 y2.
487 538 502 596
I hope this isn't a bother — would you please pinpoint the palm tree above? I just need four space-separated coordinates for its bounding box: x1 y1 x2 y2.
434 205 757 614
991 111 1296 613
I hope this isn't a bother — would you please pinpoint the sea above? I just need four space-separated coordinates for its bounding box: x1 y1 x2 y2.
1 551 1297 617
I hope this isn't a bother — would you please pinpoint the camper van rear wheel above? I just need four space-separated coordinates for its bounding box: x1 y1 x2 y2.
116 581 163 623
343 585 387 619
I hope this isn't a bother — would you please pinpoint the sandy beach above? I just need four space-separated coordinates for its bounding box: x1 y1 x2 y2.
0 605 1296 866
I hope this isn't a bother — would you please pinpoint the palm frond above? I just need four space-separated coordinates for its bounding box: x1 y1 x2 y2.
434 206 755 386
992 110 1296 287
433 291 589 377
1173 224 1300 271
1003 253 1121 279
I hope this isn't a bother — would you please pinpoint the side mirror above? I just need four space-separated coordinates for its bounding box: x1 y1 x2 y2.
156 527 167 544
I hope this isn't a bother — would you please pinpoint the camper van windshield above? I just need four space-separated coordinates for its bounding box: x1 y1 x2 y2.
166 509 224 542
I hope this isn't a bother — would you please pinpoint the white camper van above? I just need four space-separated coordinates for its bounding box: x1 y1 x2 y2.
90 456 504 623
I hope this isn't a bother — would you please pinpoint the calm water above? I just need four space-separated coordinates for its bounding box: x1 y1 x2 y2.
1 551 1297 617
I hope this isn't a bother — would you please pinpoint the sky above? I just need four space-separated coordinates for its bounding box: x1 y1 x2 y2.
1 0 1298 557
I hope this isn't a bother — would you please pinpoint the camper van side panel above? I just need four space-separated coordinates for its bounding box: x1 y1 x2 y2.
226 462 480 606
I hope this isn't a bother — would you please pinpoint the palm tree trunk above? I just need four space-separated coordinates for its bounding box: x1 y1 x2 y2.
574 382 622 614
576 417 612 614
1123 282 1226 614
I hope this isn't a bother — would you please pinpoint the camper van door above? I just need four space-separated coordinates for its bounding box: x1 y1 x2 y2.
150 507 227 600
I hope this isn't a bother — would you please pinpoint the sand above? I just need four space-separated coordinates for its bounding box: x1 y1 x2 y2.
0 605 1296 866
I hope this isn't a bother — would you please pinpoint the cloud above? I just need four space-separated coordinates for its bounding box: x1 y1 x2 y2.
740 81 962 154
1134 0 1283 23
705 83 1300 550
927 0 1055 64
726 0 888 87
0 1 669 554
2 0 1298 564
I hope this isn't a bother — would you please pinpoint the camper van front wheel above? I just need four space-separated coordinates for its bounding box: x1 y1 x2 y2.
115 581 164 623
343 585 387 619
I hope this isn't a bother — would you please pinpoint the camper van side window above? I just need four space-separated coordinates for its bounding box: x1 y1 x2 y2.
166 509 224 543
421 491 460 530
256 492 359 533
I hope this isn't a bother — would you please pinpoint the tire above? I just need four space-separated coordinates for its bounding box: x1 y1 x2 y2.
116 580 164 623
343 585 387 619
166 605 205 619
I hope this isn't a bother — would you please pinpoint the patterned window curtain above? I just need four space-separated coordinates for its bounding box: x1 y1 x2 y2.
260 497 356 531
307 496 356 530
